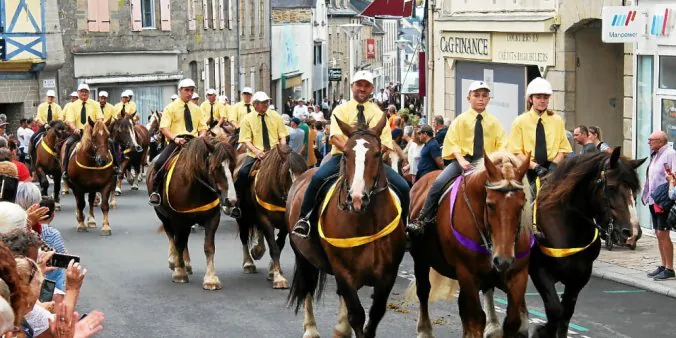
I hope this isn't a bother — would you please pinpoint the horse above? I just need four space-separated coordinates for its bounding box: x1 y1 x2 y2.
32 120 70 210
407 152 532 338
236 144 307 289
147 110 164 162
60 117 116 235
286 115 406 338
109 112 150 195
526 147 645 338
146 134 238 290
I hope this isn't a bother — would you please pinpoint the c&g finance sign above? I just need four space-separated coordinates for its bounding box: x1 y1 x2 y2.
438 32 491 60
602 6 646 43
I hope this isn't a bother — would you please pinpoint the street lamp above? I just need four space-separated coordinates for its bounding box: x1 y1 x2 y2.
395 39 410 110
339 23 363 100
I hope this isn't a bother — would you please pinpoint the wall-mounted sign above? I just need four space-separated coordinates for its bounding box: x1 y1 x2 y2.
42 79 56 88
492 33 555 67
602 6 646 43
650 6 676 38
328 68 342 81
438 32 491 60
366 39 376 59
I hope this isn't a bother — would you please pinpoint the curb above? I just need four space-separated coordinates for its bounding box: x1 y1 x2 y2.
592 261 676 299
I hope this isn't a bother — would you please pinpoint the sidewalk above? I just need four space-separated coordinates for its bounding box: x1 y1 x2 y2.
593 231 676 298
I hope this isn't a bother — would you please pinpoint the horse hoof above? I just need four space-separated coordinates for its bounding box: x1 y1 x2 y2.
267 270 274 281
131 186 139 191
202 277 222 290
273 279 289 289
532 324 549 338
483 325 503 338
416 332 435 338
332 329 351 338
168 262 175 271
243 263 256 274
251 245 266 261
87 221 96 228
76 226 87 233
303 328 321 338
54 204 61 211
186 265 193 275
115 191 121 196
221 206 231 216
100 229 112 236
172 274 189 284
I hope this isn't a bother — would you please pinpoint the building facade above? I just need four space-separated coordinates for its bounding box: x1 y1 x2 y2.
327 0 356 101
429 0 632 156
238 0 271 99
380 19 399 89
312 0 329 103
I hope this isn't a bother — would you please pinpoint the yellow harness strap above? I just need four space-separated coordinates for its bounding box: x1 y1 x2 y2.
165 153 220 213
123 148 132 155
74 144 113 170
532 177 540 230
538 228 599 258
40 139 56 157
254 174 286 212
318 179 402 248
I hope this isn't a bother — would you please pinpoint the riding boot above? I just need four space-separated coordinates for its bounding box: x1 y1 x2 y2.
407 160 463 236
61 136 77 181
109 139 120 176
292 155 342 238
149 142 177 206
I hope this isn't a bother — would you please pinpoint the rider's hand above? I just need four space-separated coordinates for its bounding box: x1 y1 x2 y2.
534 164 549 178
256 151 266 160
74 129 81 135
174 137 186 145
459 159 472 171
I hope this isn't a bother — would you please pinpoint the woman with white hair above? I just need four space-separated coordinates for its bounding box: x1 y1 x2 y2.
0 202 27 234
15 182 41 211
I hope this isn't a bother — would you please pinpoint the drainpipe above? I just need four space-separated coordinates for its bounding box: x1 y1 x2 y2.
269 0 272 96
236 0 241 100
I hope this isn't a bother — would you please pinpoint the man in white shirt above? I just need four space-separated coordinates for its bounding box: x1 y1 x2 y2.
16 119 33 163
293 98 309 120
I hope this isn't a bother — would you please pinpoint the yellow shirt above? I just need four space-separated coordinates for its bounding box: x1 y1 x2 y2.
508 109 572 162
35 102 63 123
329 100 393 155
64 99 103 130
200 101 226 122
62 103 74 118
114 102 136 117
442 109 507 160
100 103 116 121
159 99 208 137
229 101 253 125
239 110 289 158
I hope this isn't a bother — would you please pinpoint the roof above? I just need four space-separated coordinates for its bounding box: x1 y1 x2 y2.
328 5 358 16
271 0 315 9
349 0 370 12
372 22 385 35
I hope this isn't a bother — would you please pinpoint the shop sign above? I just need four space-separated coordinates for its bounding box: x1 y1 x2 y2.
438 32 491 60
366 39 376 59
42 79 56 88
602 6 646 43
650 6 676 39
328 68 342 81
492 33 555 67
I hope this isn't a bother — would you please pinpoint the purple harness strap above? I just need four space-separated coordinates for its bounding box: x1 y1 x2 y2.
449 176 534 259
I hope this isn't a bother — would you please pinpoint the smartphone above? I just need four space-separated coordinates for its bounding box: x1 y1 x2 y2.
49 253 80 268
38 279 56 303
664 163 673 175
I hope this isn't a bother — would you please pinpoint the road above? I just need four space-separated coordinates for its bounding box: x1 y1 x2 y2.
47 181 676 338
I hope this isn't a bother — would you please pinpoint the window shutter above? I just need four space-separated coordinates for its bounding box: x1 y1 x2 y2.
215 58 221 94
160 0 171 31
87 0 98 31
212 0 218 30
188 0 196 30
97 0 110 32
230 57 235 99
220 57 226 95
204 58 210 91
203 0 209 29
131 0 142 31
228 0 233 29
219 0 225 29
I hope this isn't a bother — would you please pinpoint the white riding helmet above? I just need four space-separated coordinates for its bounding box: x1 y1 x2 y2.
526 77 553 97
178 79 196 89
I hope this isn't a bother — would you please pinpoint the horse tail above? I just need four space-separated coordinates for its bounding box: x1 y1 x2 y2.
287 252 327 314
403 268 458 304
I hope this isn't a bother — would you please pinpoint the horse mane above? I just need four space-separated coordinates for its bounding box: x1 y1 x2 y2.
258 144 307 195
80 120 109 152
176 137 236 184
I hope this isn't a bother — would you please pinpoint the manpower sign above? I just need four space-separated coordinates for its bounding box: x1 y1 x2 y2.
602 6 646 43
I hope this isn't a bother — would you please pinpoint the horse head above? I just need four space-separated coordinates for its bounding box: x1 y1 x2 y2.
203 137 238 207
335 114 388 213
47 120 69 141
83 117 111 167
112 112 143 153
148 111 163 138
480 151 530 272
275 143 308 185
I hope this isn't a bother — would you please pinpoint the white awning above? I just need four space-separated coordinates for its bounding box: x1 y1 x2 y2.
436 13 558 33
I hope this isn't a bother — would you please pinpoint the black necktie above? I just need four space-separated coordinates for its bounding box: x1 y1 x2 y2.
260 114 271 151
121 104 126 115
184 104 194 132
473 114 484 161
246 104 251 114
80 103 86 124
210 103 214 122
535 117 548 166
47 104 52 122
357 104 366 129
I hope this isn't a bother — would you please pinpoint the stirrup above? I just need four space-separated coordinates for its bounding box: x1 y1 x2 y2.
291 218 311 238
148 192 161 206
221 205 232 216
230 206 242 219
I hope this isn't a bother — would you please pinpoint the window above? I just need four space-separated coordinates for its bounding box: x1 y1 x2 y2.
659 56 676 90
259 0 264 37
250 0 255 39
259 64 267 93
206 0 214 29
189 61 199 82
208 58 216 90
239 0 245 36
87 0 110 32
636 55 654 230
141 0 155 28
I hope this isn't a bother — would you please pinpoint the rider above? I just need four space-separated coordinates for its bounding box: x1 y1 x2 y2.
62 84 118 180
229 87 253 130
200 88 226 126
29 90 64 158
148 79 208 206
407 81 507 235
234 91 288 201
115 91 136 119
98 91 116 121
291 70 410 238
508 77 571 189
191 92 200 105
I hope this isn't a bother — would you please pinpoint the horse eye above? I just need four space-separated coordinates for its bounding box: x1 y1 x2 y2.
374 151 382 158
487 202 496 211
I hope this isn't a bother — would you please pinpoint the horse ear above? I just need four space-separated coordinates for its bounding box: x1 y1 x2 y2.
630 157 648 169
88 116 95 127
104 117 112 127
370 114 387 137
609 146 622 168
516 152 531 180
129 112 136 120
483 152 500 179
335 116 355 137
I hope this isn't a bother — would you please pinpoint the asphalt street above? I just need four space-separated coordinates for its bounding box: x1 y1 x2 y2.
46 181 676 338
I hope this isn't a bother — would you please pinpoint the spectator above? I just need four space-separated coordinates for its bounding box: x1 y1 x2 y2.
415 125 444 180
293 99 309 120
304 119 317 167
403 128 423 183
0 241 31 328
37 197 67 288
1 140 30 182
642 130 676 281
391 117 403 146
288 118 305 155
588 126 612 153
433 115 447 145
0 161 19 203
314 121 327 165
16 119 31 164
0 120 7 139
573 125 598 154
15 182 41 213
284 97 294 117
321 98 331 120
309 106 324 122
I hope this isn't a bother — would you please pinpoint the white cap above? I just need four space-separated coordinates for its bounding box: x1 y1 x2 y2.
242 87 253 94
252 91 271 102
170 94 178 100
299 97 306 102
99 91 109 98
46 90 55 97
121 90 130 98
127 90 134 96
218 95 228 104
352 70 374 85
192 93 199 99
281 114 291 125
69 91 78 97
178 78 196 89
526 77 553 96
206 88 217 95
77 83 90 91
468 81 491 95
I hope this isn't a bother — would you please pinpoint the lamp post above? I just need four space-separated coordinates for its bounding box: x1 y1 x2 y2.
395 38 410 110
339 23 363 100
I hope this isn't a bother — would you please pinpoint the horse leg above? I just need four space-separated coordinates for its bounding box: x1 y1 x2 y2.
258 218 288 289
53 171 62 211
557 274 590 337
61 179 69 194
483 288 502 338
158 215 179 271
268 229 288 281
335 279 365 338
333 295 351 337
131 164 140 190
87 192 97 228
250 227 267 261
457 270 485 338
37 167 48 196
183 246 193 275
502 271 529 338
364 273 398 338
100 183 113 236
412 257 434 338
202 214 222 290
530 267 562 338
239 221 257 274
74 190 87 232
171 226 191 284
303 295 321 338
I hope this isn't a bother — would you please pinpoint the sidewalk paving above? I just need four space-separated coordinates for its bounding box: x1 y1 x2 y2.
593 231 676 298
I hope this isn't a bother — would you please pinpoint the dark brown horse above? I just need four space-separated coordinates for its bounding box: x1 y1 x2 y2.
61 117 116 235
109 112 150 195
32 120 70 210
147 111 165 163
146 135 237 290
287 115 406 338
236 144 307 289
407 152 532 338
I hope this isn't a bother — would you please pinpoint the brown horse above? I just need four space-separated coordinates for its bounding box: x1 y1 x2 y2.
407 152 532 338
32 120 70 210
109 112 150 195
61 117 116 235
236 144 307 289
286 115 406 338
147 110 165 162
146 135 237 290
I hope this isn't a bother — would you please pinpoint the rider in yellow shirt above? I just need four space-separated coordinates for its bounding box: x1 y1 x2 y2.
98 91 116 121
35 90 63 126
408 81 508 235
200 89 226 126
149 79 208 205
114 91 136 119
61 92 79 120
229 87 254 129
